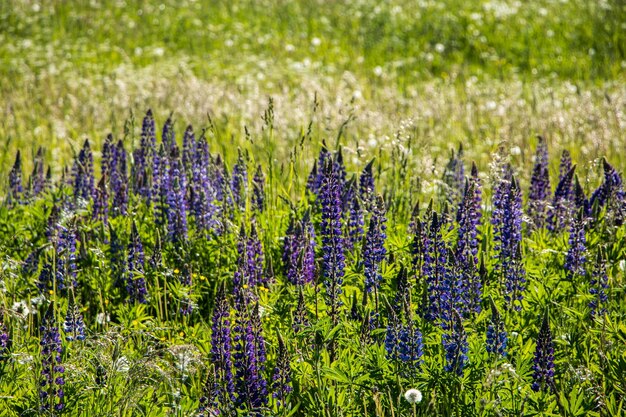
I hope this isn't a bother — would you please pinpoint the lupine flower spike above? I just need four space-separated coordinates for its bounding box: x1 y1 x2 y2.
532 311 555 392
527 136 551 230
443 309 469 375
40 302 65 413
486 298 507 357
589 248 609 318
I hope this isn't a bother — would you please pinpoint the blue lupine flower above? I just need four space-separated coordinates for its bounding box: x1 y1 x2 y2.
527 136 551 229
532 312 555 392
359 159 376 210
547 165 576 232
132 110 155 199
589 249 609 318
111 140 129 217
211 286 235 405
283 211 316 286
493 176 526 310
590 158 625 223
564 210 586 278
191 134 218 233
422 211 449 322
363 195 387 293
456 175 482 315
30 147 47 198
39 303 65 413
0 311 9 360
167 147 188 243
63 292 86 342
72 139 95 204
318 160 345 324
442 309 469 376
127 222 148 303
344 178 365 252
92 176 109 224
7 151 23 205
252 164 265 212
442 145 465 208
293 290 311 335
233 305 268 411
231 150 248 210
486 299 507 357
271 335 293 406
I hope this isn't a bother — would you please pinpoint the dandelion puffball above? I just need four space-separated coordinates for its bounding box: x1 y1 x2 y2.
404 388 423 404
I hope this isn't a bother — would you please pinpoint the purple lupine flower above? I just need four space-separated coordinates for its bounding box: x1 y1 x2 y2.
527 136 551 229
7 151 23 205
63 292 85 342
442 309 469 376
0 311 10 360
162 116 176 153
132 110 155 199
344 178 364 252
318 160 345 325
182 125 196 179
251 164 265 212
31 147 47 198
565 210 586 278
456 176 482 315
198 368 221 417
102 134 114 183
333 149 347 189
386 312 423 371
39 303 65 413
547 165 576 232
493 176 526 310
231 150 248 210
359 159 376 210
23 247 41 277
167 147 188 243
573 175 591 219
55 225 77 292
109 226 126 289
127 222 148 303
283 211 316 286
111 140 129 217
384 312 401 360
363 195 387 293
237 222 266 287
306 159 319 195
532 312 555 392
292 290 310 333
589 249 609 318
211 286 235 405
558 150 573 185
590 158 625 223
442 145 465 208
392 266 412 320
37 262 54 294
153 144 169 227
92 176 109 224
211 154 227 203
233 305 268 411
191 134 218 233
271 335 293 406
409 202 424 275
486 298 507 357
72 139 95 203
422 211 449 322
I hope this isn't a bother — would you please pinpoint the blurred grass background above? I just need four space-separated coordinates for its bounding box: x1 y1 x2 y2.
1 0 625 182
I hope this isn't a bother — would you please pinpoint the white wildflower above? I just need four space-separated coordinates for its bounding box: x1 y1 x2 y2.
404 388 422 404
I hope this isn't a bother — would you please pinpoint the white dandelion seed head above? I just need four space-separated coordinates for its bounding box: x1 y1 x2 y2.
404 388 422 404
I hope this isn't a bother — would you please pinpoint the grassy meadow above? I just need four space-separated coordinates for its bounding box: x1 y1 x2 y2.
1 0 626 416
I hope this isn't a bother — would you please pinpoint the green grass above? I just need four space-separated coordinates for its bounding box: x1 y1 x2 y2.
1 0 625 179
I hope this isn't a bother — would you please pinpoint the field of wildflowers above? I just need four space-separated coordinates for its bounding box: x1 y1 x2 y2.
1 1 626 416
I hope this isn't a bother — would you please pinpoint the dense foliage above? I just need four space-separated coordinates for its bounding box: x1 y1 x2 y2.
0 111 625 417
